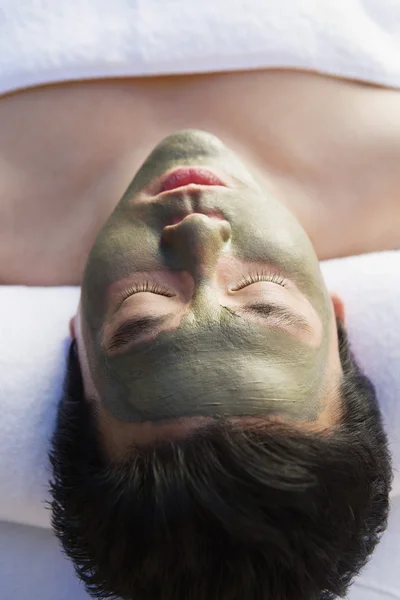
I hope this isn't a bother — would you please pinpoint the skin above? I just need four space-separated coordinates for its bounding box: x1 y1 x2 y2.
6 69 395 452
71 129 345 453
2 72 400 286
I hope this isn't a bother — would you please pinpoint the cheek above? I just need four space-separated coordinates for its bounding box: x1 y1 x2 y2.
84 234 159 312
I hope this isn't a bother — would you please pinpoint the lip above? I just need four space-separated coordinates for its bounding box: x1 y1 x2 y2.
149 166 231 197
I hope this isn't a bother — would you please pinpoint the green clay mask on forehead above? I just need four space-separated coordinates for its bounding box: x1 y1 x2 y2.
92 320 330 424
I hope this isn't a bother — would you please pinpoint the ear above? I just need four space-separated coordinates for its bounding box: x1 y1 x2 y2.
330 292 346 326
69 316 76 340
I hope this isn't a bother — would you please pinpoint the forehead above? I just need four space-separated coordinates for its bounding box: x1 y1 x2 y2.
93 321 329 424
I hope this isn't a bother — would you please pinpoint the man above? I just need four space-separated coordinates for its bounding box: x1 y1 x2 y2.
49 130 392 600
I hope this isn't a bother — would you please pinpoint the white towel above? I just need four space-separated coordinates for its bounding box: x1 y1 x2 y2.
1 0 400 97
1 251 400 529
1 251 400 600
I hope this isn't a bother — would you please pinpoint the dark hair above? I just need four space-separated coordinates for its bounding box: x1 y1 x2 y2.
48 321 392 600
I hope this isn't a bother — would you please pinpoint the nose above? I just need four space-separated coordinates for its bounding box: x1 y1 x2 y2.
161 213 232 281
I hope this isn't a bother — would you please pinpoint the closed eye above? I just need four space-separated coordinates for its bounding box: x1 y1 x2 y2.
118 282 175 306
232 272 288 291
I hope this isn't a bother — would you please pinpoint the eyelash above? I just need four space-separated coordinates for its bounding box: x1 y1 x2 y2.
120 282 176 300
232 271 287 291
120 271 287 302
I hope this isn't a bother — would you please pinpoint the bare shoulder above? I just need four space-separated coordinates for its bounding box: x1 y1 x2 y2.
263 78 400 261
1 73 400 285
0 81 153 286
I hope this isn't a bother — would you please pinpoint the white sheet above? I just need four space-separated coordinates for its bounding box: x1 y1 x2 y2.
0 251 399 599
1 0 400 96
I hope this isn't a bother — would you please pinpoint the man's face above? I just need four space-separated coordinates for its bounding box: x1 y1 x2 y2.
76 129 342 431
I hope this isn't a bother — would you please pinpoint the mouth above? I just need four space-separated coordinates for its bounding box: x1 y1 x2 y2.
154 167 230 196
136 165 231 224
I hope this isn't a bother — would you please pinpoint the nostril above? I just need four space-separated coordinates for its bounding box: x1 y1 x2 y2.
204 210 225 220
162 214 210 247
162 213 231 246
170 215 187 225
220 220 232 242
167 210 225 227
161 225 175 246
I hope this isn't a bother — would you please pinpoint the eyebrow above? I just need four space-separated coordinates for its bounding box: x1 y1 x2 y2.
105 302 314 354
233 302 314 336
104 315 171 352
